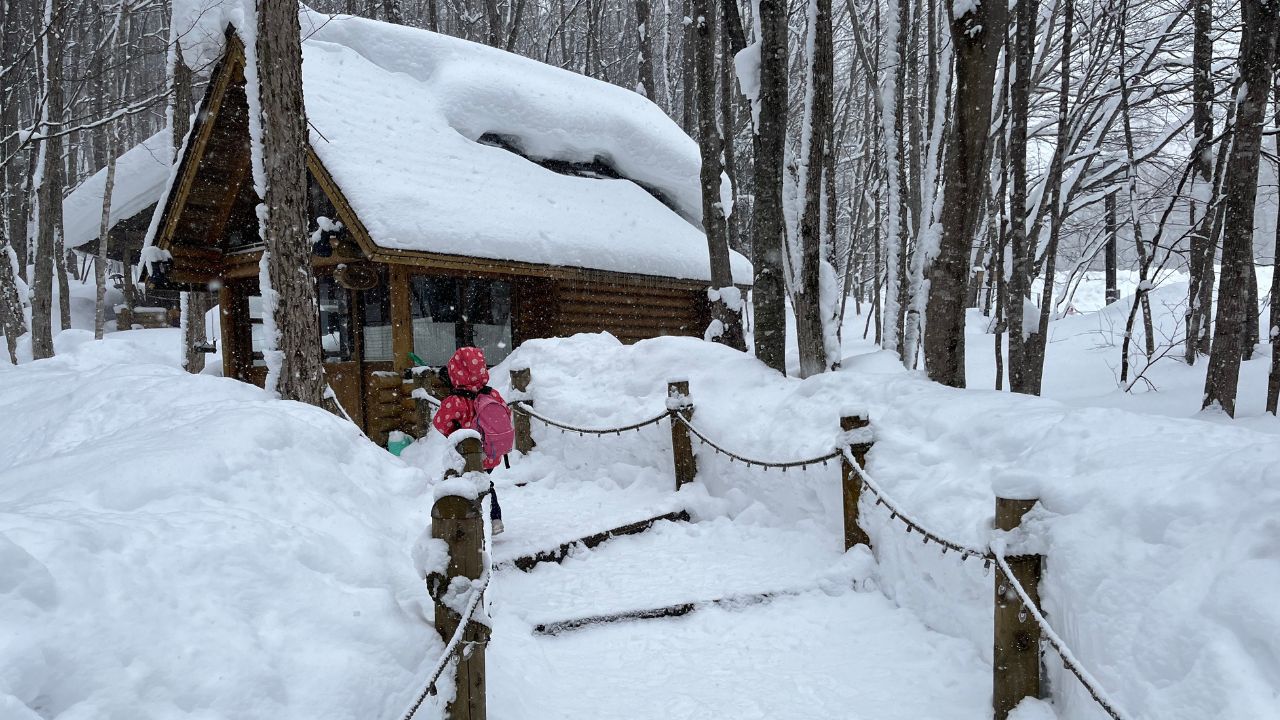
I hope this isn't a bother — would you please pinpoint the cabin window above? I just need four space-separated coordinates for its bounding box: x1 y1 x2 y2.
408 275 512 366
361 279 393 362
317 275 355 363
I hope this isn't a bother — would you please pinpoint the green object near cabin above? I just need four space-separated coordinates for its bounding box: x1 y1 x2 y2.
387 431 412 456
408 351 427 367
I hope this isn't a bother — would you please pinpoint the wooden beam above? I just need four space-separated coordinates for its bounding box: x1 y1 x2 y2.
389 264 413 373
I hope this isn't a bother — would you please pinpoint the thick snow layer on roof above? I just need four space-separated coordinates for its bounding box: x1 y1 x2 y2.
64 131 171 251
296 10 751 284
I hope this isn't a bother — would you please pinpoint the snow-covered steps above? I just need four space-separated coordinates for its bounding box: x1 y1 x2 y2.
487 589 990 719
491 516 864 627
488 458 686 568
500 510 690 571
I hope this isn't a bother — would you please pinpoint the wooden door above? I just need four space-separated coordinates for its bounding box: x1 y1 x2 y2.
318 275 365 423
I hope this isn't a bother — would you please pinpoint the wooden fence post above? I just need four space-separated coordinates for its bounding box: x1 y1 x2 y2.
430 435 488 720
840 413 873 550
993 496 1042 720
667 379 696 490
510 367 535 454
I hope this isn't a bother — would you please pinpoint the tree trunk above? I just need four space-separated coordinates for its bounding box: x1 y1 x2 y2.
681 0 698 133
750 0 789 373
0 237 21 363
794 0 833 377
1185 0 1215 363
94 153 116 340
635 0 656 97
1267 77 1280 413
924 0 1008 387
256 0 326 406
1104 192 1118 305
0 0 28 362
172 43 210 374
1023 0 1073 394
693 0 746 351
1202 0 1279 416
32 0 67 360
1005 0 1036 393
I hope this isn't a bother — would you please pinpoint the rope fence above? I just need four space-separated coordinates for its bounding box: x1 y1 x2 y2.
840 450 994 563
513 401 669 436
676 413 843 470
401 367 1135 720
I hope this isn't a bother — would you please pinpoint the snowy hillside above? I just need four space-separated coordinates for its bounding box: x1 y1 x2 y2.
0 340 435 719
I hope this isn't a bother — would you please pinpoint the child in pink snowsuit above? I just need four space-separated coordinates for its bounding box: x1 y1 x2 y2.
432 347 508 532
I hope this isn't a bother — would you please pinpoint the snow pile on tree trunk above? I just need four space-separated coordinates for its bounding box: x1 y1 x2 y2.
0 342 437 719
499 331 1280 719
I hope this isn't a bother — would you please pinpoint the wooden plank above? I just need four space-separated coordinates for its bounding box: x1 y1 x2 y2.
502 510 690 572
559 287 699 303
533 588 800 636
559 307 695 325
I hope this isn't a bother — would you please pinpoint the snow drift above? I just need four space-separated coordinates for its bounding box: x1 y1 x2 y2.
0 338 437 719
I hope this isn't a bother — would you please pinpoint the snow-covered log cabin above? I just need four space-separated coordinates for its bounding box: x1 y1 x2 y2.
147 10 751 440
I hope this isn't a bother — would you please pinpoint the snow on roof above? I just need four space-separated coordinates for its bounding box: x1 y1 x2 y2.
295 10 751 284
64 131 172 250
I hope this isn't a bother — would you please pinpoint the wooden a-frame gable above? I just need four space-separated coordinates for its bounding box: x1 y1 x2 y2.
152 29 384 291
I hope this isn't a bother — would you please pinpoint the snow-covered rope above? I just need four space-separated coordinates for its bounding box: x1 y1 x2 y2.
411 388 442 408
841 450 994 562
992 549 1132 720
675 413 842 470
511 401 669 435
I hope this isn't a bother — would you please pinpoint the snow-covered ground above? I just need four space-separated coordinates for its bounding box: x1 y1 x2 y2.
3 269 1279 719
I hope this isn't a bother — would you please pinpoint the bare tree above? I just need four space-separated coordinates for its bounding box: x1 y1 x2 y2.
1184 0 1215 363
1202 0 1279 415
1004 0 1036 393
255 0 326 405
924 0 1008 387
693 0 746 350
31 0 69 360
793 0 834 376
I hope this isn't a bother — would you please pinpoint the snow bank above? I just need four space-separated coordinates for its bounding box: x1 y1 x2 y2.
495 332 1280 719
0 341 442 719
63 131 172 251
294 9 751 283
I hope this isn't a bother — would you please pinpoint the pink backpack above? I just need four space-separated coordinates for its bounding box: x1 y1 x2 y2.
474 391 515 463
